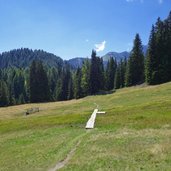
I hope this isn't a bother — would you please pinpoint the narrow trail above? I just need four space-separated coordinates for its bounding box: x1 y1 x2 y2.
48 131 90 171
48 141 81 171
48 106 101 171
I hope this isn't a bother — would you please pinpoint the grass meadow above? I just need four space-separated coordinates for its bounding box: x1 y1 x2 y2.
0 82 171 171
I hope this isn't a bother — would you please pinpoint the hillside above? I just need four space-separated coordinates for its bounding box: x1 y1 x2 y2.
67 57 88 69
102 51 130 62
0 48 63 68
0 47 147 69
0 82 171 170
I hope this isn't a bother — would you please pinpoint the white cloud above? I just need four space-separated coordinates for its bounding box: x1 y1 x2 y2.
94 41 106 52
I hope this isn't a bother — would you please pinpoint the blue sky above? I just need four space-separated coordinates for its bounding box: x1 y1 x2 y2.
0 0 170 59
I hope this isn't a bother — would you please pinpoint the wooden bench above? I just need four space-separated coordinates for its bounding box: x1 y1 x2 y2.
25 107 39 115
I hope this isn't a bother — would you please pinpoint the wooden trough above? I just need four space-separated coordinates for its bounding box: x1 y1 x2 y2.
25 107 39 115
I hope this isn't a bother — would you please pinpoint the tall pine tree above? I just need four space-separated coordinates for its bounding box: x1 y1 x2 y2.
0 80 9 107
81 59 90 96
30 60 50 103
146 25 158 84
125 34 144 86
74 67 82 99
146 12 171 85
106 57 116 90
90 50 101 94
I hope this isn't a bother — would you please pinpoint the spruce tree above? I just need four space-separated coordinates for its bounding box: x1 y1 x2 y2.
154 18 164 84
55 79 62 101
48 68 59 101
60 67 71 100
115 59 127 89
29 60 50 103
0 80 9 107
146 25 158 84
30 60 37 102
67 77 74 100
146 14 171 85
98 57 105 90
90 50 100 94
13 71 26 103
114 64 121 89
121 58 127 88
106 57 117 90
125 34 144 86
164 12 171 81
74 67 82 99
81 59 90 96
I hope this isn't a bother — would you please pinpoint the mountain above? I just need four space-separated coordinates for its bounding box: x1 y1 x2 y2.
0 46 148 69
67 57 89 69
102 45 148 62
0 48 63 69
102 51 130 62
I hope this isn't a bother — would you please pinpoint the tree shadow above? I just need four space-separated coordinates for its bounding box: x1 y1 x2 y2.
96 90 116 95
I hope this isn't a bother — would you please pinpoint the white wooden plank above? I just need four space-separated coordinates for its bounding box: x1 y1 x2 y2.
85 109 106 129
97 111 106 114
85 109 98 129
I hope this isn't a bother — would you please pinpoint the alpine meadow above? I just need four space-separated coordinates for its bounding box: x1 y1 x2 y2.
0 1 171 171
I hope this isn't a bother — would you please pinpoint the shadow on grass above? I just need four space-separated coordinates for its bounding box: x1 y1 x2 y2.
96 90 116 95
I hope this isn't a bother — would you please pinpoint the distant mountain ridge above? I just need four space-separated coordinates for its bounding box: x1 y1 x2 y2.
68 45 147 68
102 45 148 62
0 45 148 69
102 51 130 62
67 57 88 69
0 48 63 69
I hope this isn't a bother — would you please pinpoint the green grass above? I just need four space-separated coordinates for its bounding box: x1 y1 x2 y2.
0 82 171 170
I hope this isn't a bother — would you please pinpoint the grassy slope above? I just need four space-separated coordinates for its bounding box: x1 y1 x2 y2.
0 82 171 171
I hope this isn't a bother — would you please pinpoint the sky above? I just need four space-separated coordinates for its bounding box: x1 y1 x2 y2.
0 0 171 59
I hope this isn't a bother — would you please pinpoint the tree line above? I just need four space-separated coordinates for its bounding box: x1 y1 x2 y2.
0 11 171 107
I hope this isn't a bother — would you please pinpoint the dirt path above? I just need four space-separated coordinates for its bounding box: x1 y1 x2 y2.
48 140 80 171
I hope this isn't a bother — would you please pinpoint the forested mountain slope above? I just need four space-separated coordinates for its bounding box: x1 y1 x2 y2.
0 48 63 68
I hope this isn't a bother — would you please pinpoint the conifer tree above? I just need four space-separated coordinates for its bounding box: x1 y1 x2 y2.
106 57 117 90
146 14 171 85
164 12 171 81
48 68 59 101
90 50 100 94
13 71 26 103
0 80 9 106
30 60 37 102
154 18 164 84
115 59 127 89
55 79 62 101
146 25 158 84
167 11 171 80
98 57 105 90
125 34 144 86
81 59 90 96
114 64 121 89
29 60 50 103
74 67 82 99
67 77 74 100
60 67 71 100
121 58 127 88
